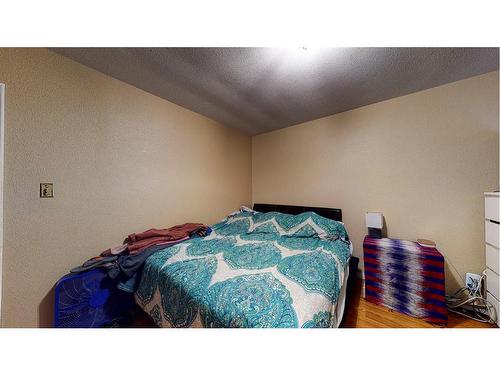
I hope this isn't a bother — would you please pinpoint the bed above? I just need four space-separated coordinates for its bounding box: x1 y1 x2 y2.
135 204 356 328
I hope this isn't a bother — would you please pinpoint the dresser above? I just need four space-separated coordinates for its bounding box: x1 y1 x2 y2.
485 192 500 327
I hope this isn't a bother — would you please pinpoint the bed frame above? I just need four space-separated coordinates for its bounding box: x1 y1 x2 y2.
252 203 359 327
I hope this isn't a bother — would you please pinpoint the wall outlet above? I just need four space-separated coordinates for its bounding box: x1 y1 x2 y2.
40 183 54 198
465 272 481 293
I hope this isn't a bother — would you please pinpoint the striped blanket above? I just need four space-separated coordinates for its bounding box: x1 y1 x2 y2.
363 236 447 325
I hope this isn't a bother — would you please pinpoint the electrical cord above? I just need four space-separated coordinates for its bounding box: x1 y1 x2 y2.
440 252 496 324
440 252 466 285
446 270 496 324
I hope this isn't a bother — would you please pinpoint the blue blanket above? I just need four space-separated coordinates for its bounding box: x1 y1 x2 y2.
135 210 352 328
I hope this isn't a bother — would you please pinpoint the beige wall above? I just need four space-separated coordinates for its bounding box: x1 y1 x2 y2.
253 71 499 293
0 49 497 327
0 48 252 327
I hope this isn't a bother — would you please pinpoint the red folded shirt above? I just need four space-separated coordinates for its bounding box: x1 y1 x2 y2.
124 222 208 255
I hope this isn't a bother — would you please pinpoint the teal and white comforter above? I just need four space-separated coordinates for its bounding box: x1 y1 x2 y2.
135 210 352 328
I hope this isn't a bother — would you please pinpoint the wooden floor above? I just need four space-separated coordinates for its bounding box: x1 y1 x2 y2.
340 279 495 328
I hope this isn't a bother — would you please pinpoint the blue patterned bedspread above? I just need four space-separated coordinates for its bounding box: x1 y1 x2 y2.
135 210 352 328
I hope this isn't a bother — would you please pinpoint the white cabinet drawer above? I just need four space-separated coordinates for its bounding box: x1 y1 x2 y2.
486 292 499 327
486 268 500 300
486 244 500 275
485 196 500 222
485 220 500 248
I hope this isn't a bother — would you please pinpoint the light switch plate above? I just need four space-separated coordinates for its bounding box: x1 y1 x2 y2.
40 183 54 198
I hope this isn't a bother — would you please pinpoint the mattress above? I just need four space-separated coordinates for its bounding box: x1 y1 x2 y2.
135 210 352 328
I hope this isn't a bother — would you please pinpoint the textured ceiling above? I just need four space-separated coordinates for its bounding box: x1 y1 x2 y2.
52 48 499 135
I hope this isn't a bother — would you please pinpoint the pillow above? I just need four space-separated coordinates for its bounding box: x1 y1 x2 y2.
225 205 258 218
248 211 349 240
212 209 350 242
211 210 255 236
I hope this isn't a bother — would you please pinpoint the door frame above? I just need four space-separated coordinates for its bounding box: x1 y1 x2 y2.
0 83 5 325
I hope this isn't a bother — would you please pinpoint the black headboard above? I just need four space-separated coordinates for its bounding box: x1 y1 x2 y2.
253 204 342 222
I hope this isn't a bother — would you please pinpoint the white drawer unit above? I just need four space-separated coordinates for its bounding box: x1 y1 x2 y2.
485 192 500 326
485 220 500 248
487 292 500 327
486 244 500 275
485 195 500 222
486 268 500 300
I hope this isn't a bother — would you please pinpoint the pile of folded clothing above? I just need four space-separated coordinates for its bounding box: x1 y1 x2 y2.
71 222 210 293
